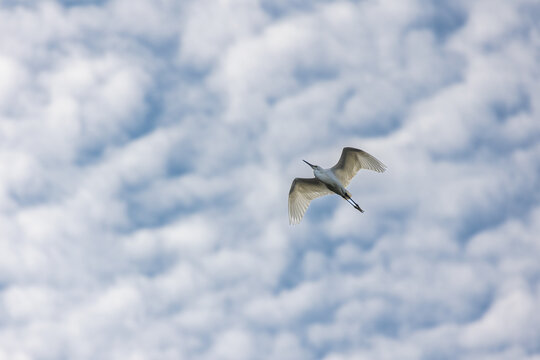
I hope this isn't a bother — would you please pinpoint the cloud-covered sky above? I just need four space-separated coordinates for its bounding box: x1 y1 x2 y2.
1 0 540 359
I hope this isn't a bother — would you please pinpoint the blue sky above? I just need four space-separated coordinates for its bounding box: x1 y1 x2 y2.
1 0 540 359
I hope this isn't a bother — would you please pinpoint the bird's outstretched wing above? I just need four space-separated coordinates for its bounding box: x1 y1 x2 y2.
288 178 332 225
331 147 386 187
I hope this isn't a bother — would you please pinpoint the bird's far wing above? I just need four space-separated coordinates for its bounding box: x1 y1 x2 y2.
288 178 332 225
330 147 387 187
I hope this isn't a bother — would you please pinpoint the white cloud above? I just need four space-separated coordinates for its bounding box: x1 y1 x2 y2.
0 55 29 109
461 288 540 351
267 332 309 360
208 328 255 360
180 0 269 66
1 0 539 359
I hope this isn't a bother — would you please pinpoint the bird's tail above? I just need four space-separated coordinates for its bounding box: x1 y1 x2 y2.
344 193 364 213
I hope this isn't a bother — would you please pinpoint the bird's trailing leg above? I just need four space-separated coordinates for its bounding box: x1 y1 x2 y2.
344 194 364 213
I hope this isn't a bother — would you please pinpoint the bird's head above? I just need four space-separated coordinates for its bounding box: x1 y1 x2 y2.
303 160 320 171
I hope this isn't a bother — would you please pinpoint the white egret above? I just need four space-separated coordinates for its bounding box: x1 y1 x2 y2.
288 147 386 225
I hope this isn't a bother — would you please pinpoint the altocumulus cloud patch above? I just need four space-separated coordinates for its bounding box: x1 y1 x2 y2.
1 0 540 359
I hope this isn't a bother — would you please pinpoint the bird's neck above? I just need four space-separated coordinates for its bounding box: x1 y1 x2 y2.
314 168 332 181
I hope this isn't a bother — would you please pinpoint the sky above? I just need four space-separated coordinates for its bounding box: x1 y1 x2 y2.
1 0 540 359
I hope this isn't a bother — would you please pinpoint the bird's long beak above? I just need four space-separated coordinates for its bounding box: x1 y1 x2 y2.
303 160 315 169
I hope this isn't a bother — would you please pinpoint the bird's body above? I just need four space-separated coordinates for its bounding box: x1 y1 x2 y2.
288 147 386 225
313 167 349 198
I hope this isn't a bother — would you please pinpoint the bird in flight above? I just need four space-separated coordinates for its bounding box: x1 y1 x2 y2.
288 147 386 225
